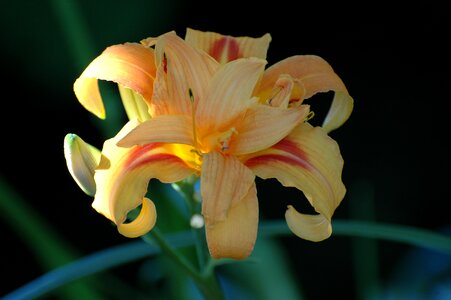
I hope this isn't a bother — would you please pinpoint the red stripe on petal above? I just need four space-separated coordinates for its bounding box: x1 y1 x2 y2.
124 143 183 170
125 143 163 165
130 153 185 170
273 139 308 161
245 153 310 170
245 139 311 170
209 37 240 62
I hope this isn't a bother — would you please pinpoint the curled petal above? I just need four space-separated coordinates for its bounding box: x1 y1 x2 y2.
285 205 332 241
185 28 272 63
92 120 194 231
257 55 353 132
117 198 157 238
201 152 257 259
74 43 156 119
323 91 354 133
266 74 295 108
64 133 101 196
244 122 345 241
118 84 151 121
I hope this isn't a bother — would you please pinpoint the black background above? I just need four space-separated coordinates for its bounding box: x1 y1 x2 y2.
1 1 450 299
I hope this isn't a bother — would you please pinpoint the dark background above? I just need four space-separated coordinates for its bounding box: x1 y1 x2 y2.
1 1 450 299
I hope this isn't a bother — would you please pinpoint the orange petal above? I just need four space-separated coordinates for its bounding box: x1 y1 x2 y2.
201 152 257 259
257 55 353 132
196 58 266 134
92 120 194 234
185 28 272 64
74 43 156 119
117 114 193 147
231 104 309 155
150 32 219 116
205 183 258 259
244 122 345 241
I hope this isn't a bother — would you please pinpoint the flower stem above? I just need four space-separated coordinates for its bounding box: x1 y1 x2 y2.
172 178 207 270
144 228 224 300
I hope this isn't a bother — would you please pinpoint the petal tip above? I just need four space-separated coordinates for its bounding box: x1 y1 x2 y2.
117 198 157 238
285 205 332 242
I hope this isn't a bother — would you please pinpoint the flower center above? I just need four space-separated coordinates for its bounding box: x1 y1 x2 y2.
165 143 202 171
188 88 238 155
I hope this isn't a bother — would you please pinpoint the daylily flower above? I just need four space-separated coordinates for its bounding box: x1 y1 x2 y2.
65 28 353 259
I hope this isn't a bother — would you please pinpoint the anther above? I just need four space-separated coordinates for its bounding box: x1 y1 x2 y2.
162 53 168 74
219 128 238 152
188 88 199 149
305 111 315 122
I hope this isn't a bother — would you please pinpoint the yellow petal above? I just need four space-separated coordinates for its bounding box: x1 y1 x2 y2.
118 84 151 122
92 120 194 231
257 55 353 132
117 115 193 147
63 133 101 196
201 152 257 259
118 198 157 238
185 28 272 64
150 32 219 116
196 58 266 134
74 43 156 119
206 184 258 260
323 91 354 133
285 205 332 241
244 122 345 241
231 104 309 155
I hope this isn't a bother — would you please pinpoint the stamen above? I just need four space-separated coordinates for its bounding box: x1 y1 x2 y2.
162 53 168 73
305 111 315 122
190 148 203 161
219 128 238 152
189 88 199 149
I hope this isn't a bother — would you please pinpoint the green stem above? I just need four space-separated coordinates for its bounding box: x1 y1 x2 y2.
144 228 224 300
172 179 207 270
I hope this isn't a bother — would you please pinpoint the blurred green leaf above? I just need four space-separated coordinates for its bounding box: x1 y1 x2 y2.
219 236 305 300
348 179 381 299
0 176 102 299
